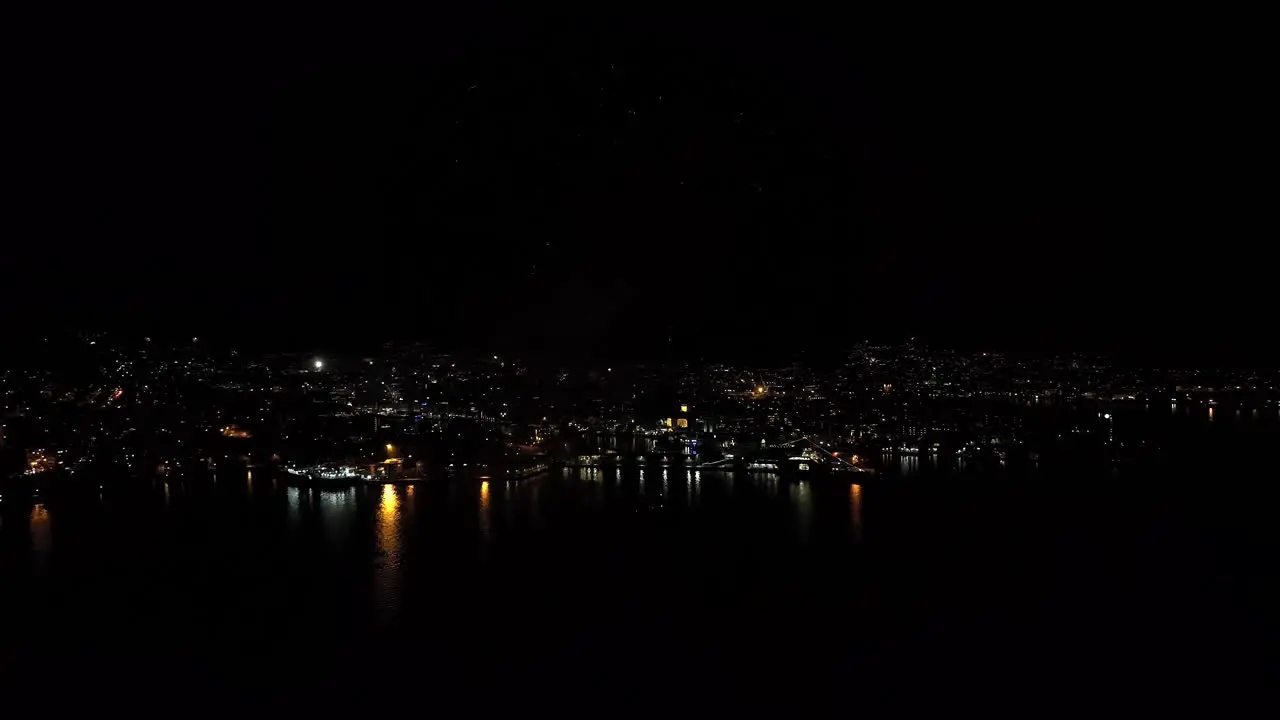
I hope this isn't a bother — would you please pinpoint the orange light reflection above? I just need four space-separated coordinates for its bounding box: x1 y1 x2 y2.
850 484 863 541
479 480 492 539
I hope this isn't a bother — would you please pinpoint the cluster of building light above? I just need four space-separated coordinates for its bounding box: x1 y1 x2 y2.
25 448 58 475
286 464 373 481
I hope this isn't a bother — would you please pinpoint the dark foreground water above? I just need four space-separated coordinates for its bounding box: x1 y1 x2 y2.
2 465 1273 715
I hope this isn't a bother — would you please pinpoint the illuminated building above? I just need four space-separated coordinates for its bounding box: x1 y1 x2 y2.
673 402 694 432
221 425 252 439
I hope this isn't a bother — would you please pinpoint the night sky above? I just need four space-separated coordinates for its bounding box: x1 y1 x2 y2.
9 12 1269 362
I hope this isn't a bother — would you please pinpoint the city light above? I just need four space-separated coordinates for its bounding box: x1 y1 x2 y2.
10 336 1265 559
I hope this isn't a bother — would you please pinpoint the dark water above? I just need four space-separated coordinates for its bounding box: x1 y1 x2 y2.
2 466 1273 715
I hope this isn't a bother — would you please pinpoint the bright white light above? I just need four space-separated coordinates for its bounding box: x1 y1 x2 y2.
314 359 323 370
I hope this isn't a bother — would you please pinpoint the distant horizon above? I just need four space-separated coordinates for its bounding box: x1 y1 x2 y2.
7 327 1276 370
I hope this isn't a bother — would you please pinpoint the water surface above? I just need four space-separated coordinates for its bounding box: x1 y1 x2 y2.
1 466 1269 714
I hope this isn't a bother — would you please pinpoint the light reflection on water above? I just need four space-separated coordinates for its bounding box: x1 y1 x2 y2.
319 489 353 543
287 486 302 525
376 484 404 618
30 504 52 563
900 455 919 475
266 468 875 540
479 481 491 540
850 484 863 542
5 468 873 622
794 480 813 542
4 444 1268 707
